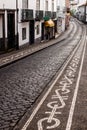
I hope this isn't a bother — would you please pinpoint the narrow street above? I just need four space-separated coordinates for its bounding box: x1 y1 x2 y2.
0 19 87 130
21 24 86 130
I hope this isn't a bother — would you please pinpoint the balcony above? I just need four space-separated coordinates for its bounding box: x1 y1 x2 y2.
51 12 56 19
35 10 44 21
21 9 33 21
44 11 52 21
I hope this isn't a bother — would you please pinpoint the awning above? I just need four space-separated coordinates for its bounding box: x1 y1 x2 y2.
45 19 55 27
44 16 50 21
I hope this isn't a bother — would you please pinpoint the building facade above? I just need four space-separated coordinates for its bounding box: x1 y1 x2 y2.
65 0 70 29
70 0 78 15
0 0 58 53
78 0 87 5
65 0 70 9
57 0 66 34
0 0 17 53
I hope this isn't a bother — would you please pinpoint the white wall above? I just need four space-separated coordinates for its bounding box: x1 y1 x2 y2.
18 22 29 46
15 11 17 35
43 0 57 11
49 0 52 11
18 0 22 9
78 0 86 5
29 0 36 10
0 0 16 9
58 0 65 8
54 0 57 12
62 18 65 31
40 0 45 10
57 0 66 32
57 0 65 16
5 11 7 38
0 15 3 38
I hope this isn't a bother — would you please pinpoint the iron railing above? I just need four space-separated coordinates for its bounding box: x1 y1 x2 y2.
35 10 44 20
21 9 33 21
51 12 56 19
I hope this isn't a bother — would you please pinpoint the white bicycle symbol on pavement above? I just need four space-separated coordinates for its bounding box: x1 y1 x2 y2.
37 89 67 130
37 116 60 130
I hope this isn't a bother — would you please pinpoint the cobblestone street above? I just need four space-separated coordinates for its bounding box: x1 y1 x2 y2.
0 0 87 129
0 20 84 130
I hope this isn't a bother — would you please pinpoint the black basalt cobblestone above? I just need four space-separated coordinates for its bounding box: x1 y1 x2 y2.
0 21 82 130
0 45 79 129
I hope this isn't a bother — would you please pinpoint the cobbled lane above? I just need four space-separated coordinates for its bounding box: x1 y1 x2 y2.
0 21 82 130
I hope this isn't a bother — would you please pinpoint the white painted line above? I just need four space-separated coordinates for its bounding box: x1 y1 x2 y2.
24 51 28 55
66 38 86 130
20 52 24 56
10 56 14 60
21 68 65 130
21 40 82 130
15 54 20 58
21 40 81 130
3 58 9 62
21 38 82 130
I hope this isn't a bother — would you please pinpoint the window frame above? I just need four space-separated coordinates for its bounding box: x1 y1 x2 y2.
22 27 26 40
36 0 40 10
36 24 40 35
22 0 28 9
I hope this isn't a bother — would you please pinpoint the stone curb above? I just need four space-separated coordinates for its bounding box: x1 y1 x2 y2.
0 22 73 68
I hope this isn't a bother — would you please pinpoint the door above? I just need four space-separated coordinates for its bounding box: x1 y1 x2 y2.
0 14 5 53
54 20 57 33
29 20 34 44
7 13 15 50
41 22 44 41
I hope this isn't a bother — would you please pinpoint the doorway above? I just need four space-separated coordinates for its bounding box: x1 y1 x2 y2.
41 22 44 41
7 12 15 50
29 20 34 44
0 14 5 53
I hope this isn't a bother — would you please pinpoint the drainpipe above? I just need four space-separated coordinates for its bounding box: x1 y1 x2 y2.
16 0 19 50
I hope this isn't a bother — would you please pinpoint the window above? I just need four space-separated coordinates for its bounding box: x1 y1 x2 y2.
22 28 26 40
36 24 40 35
45 0 48 11
36 0 40 10
22 0 28 9
52 0 54 11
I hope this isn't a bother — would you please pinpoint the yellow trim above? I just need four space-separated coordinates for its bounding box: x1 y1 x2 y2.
45 19 55 27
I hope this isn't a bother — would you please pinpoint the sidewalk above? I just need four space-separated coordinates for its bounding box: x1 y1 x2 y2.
0 23 73 68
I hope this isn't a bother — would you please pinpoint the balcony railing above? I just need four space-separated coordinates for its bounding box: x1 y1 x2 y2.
21 9 33 21
51 12 56 19
35 10 43 20
44 11 52 21
45 11 51 17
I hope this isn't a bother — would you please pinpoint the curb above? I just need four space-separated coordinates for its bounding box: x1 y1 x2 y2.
0 22 74 68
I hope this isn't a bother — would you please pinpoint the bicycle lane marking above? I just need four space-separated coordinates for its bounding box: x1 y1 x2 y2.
37 56 81 130
21 38 85 130
65 35 86 130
